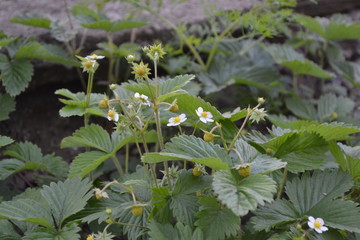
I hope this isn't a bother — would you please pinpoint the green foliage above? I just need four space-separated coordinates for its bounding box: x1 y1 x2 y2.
266 44 334 78
213 170 277 216
251 169 360 234
10 14 52 29
194 197 240 240
0 136 14 148
0 94 16 121
296 14 360 40
0 53 34 96
142 135 230 170
55 89 104 117
148 221 204 240
0 142 68 180
63 124 157 177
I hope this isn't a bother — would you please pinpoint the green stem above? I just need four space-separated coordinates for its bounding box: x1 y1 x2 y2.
277 168 288 199
125 144 129 174
205 17 242 71
84 72 94 126
144 6 206 70
227 109 254 152
111 155 124 176
191 120 200 135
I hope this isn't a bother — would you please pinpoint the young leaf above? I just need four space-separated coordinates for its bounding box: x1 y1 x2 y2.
0 54 34 96
0 136 14 148
0 94 16 121
40 178 92 227
142 136 230 170
10 14 51 29
213 170 277 216
194 197 240 240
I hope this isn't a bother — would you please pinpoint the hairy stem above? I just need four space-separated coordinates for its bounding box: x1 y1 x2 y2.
277 168 288 199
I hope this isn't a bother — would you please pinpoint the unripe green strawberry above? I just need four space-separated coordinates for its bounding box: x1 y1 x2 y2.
193 167 203 176
238 165 251 177
131 205 143 216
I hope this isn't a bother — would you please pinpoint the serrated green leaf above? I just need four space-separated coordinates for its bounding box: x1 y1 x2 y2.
330 60 360 86
82 20 147 32
0 93 16 121
288 121 360 141
285 97 317 119
22 223 80 240
5 141 42 161
194 197 240 240
61 124 112 152
0 199 53 229
267 44 334 78
11 14 51 29
142 135 230 170
14 42 77 66
0 37 17 48
172 170 212 195
213 170 277 216
0 55 33 96
148 220 179 240
40 178 92 227
151 187 173 224
171 194 199 226
0 135 14 147
68 151 112 178
0 159 25 180
251 199 300 231
297 14 360 40
285 169 353 215
70 5 100 24
330 142 360 181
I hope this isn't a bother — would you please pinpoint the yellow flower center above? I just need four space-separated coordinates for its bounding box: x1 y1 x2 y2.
136 66 146 76
108 110 115 118
86 234 94 240
173 116 181 123
84 61 94 68
91 54 98 57
201 112 208 118
314 221 322 229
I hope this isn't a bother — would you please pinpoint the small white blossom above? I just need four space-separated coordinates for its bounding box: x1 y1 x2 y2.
249 108 267 123
134 92 151 106
86 54 105 60
94 188 109 200
167 113 187 126
196 107 214 123
107 109 119 122
308 216 328 234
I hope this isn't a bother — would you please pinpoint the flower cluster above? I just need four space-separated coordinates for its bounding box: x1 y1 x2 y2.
134 92 151 106
77 54 105 73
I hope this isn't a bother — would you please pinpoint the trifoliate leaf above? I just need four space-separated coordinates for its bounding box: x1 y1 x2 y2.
285 169 353 215
148 220 179 240
194 197 240 240
68 151 112 178
213 170 276 216
250 199 300 231
40 178 92 227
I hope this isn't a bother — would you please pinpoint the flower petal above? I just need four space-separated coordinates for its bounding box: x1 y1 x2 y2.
207 118 214 122
308 216 315 223
315 218 324 225
308 221 315 229
320 226 328 232
200 117 207 123
314 228 323 234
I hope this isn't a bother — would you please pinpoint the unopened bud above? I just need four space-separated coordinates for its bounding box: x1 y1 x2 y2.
105 207 112 215
126 54 135 63
266 148 274 155
109 84 117 90
258 97 265 105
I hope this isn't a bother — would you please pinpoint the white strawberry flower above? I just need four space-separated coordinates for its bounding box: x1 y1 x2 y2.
86 54 105 60
196 107 214 123
167 113 187 126
134 92 151 106
308 216 328 234
107 109 119 122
